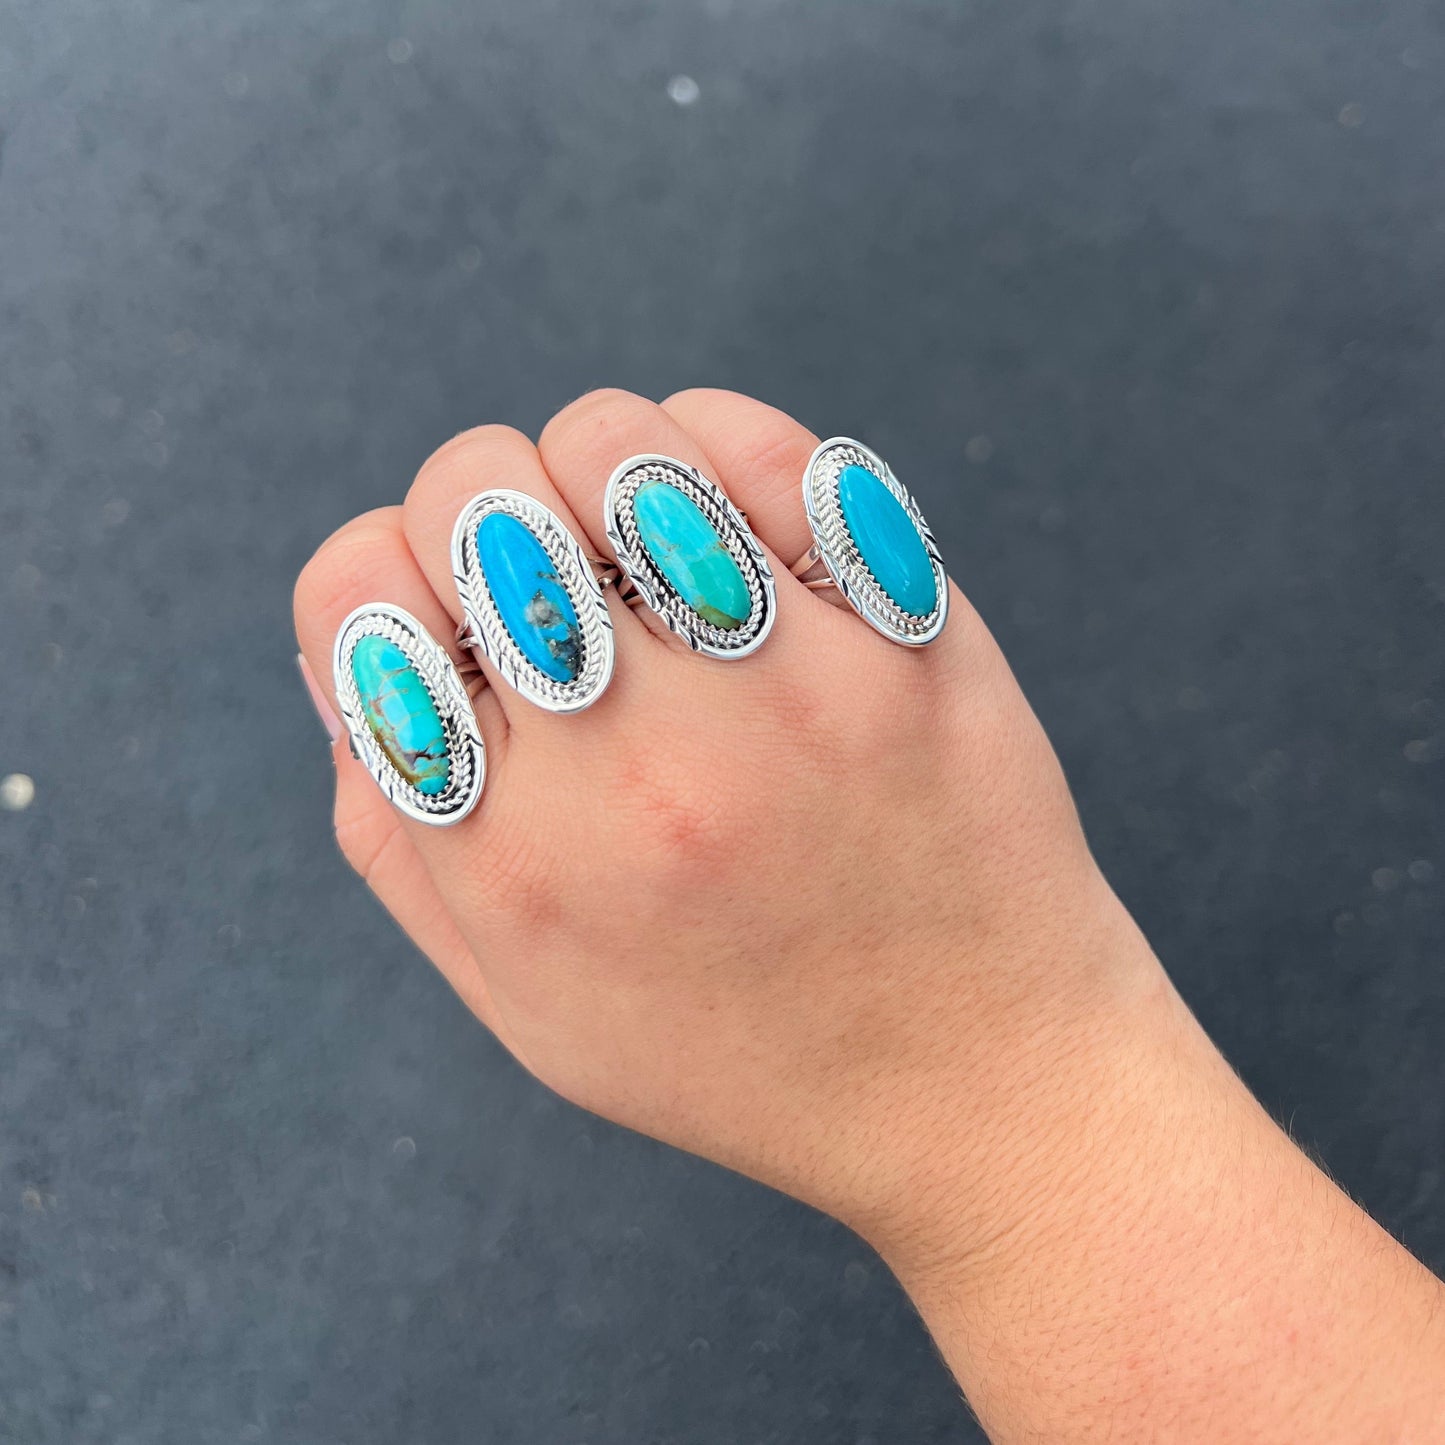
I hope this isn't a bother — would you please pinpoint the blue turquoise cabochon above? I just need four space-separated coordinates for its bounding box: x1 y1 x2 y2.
475 511 583 683
835 464 938 618
349 635 451 795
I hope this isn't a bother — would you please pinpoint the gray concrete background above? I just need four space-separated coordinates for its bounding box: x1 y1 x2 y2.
3 1 1443 1440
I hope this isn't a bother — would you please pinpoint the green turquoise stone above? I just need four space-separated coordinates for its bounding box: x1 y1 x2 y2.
476 512 582 683
632 480 751 630
837 464 938 617
350 636 451 795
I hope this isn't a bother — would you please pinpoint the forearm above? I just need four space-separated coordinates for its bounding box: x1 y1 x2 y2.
861 908 1445 1444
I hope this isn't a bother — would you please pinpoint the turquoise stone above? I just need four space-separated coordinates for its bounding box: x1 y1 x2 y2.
836 465 938 617
476 512 582 683
632 480 751 630
350 636 451 795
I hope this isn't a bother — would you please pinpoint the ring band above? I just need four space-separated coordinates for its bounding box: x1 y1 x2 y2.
789 542 842 592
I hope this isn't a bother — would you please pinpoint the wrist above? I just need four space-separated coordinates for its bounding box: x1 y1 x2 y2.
830 876 1175 1271
851 904 1445 1443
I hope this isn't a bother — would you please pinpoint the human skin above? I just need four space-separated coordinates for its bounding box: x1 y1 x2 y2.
294 388 1445 1443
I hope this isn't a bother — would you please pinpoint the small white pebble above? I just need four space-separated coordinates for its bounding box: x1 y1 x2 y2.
0 774 35 811
387 37 413 64
392 1136 417 1160
667 74 701 106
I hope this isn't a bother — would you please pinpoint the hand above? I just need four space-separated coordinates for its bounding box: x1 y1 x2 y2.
294 388 1445 1444
293 386 1134 1236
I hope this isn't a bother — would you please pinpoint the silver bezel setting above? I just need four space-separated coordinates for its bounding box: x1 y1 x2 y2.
802 437 949 646
332 604 486 827
604 455 776 660
451 489 616 714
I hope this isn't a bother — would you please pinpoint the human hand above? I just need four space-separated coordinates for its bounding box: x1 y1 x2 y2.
293 387 1144 1247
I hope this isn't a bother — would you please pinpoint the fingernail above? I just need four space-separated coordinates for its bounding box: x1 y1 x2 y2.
297 653 343 742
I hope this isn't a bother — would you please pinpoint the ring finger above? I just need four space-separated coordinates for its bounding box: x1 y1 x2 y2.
402 424 657 720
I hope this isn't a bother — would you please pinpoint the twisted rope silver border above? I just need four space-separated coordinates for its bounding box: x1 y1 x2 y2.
802 438 949 647
451 489 616 714
332 604 486 827
604 455 776 660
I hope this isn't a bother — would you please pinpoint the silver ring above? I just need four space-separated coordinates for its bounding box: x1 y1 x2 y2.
451 490 617 714
603 454 776 659
795 437 949 647
333 603 486 826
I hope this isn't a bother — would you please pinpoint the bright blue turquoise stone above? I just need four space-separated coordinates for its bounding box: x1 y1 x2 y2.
476 512 582 683
632 480 751 630
350 636 451 795
837 465 938 617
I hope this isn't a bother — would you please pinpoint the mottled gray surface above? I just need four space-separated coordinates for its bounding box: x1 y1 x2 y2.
3 1 1444 1440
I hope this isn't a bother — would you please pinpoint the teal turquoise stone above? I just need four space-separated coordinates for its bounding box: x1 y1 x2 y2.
476 512 582 682
836 465 938 617
632 480 751 630
350 636 451 795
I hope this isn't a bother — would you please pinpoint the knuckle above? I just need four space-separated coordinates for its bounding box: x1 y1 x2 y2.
409 424 530 504
292 509 401 631
612 750 753 891
659 385 730 413
334 803 408 892
463 827 565 934
540 388 646 458
734 424 815 500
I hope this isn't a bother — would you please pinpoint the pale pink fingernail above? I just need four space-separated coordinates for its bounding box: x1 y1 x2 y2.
297 653 343 743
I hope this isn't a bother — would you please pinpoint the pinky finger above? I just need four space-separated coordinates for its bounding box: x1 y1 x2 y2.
325 719 518 1052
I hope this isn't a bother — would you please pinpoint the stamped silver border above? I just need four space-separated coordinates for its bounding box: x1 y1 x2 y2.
451 489 615 714
604 455 775 660
802 438 949 646
332 604 486 826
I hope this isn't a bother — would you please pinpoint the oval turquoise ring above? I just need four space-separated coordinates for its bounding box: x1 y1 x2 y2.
451 490 616 713
332 604 487 825
604 454 775 660
794 438 949 646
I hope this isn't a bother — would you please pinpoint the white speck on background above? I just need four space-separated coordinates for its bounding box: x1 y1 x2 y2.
1338 102 1365 128
387 38 413 64
0 774 35 811
965 434 994 464
667 75 700 106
